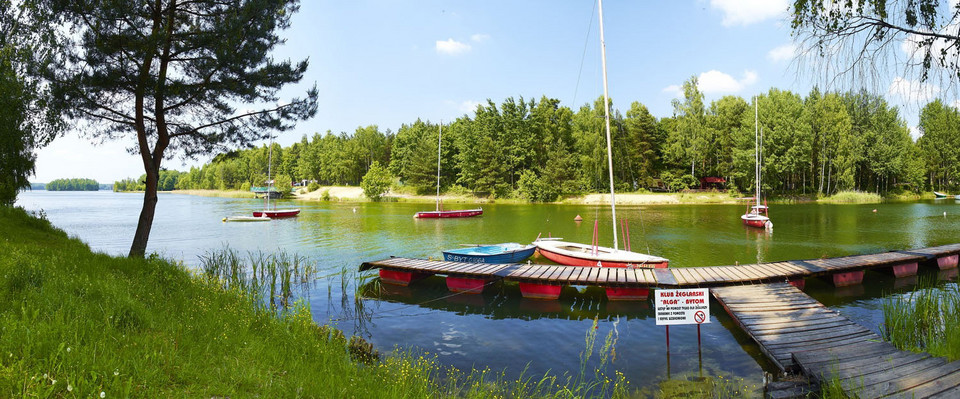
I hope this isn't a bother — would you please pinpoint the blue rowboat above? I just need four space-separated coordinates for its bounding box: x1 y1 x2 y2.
442 243 536 264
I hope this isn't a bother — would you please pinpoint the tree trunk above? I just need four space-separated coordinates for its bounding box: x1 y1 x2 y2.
129 168 159 258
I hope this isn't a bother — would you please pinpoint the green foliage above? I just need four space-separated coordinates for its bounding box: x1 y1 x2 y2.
306 181 320 192
45 178 99 191
360 161 393 201
0 2 62 206
115 170 181 192
273 174 292 198
792 0 958 86
0 54 33 205
517 170 559 202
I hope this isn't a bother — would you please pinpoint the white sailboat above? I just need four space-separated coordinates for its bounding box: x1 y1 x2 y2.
535 0 668 269
742 97 771 229
414 122 483 218
253 136 300 218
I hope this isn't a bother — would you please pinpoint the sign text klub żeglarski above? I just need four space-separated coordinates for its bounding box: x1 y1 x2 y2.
655 288 709 325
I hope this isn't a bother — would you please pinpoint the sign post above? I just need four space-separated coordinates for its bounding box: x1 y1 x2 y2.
655 288 710 358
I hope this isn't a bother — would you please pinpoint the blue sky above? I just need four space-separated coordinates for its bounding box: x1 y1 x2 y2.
32 0 937 183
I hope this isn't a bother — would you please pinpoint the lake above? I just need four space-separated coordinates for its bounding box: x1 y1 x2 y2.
15 190 960 394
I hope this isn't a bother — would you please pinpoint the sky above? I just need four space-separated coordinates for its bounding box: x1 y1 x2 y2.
31 0 947 183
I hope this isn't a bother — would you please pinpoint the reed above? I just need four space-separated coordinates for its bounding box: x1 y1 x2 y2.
881 277 960 360
817 190 883 203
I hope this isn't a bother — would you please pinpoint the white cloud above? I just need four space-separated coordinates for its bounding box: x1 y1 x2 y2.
470 34 490 43
710 0 789 26
767 43 796 62
436 38 471 55
459 100 482 113
662 84 682 98
888 77 940 103
698 70 757 94
909 125 922 140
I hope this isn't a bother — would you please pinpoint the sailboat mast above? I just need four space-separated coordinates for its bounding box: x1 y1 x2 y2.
435 122 442 212
754 97 760 207
597 0 618 251
267 136 274 210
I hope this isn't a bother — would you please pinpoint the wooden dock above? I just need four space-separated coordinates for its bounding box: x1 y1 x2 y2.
713 283 960 398
360 243 960 299
360 246 960 397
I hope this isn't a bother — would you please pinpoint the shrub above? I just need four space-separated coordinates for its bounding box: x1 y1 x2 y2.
360 161 393 201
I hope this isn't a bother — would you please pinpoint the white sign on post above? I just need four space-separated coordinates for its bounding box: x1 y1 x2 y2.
655 288 710 326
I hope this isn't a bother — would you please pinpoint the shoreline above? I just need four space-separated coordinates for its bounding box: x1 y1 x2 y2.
168 187 775 205
131 187 919 205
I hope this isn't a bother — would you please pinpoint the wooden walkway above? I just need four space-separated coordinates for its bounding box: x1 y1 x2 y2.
714 283 960 399
360 243 960 291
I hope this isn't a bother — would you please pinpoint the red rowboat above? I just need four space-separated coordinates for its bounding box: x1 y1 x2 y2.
253 209 301 218
534 239 668 268
413 208 482 218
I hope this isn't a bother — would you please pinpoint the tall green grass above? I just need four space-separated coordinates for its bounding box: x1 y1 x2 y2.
881 277 960 360
817 190 883 204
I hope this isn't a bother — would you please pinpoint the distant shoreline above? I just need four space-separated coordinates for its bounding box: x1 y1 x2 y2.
168 187 765 206
122 187 915 205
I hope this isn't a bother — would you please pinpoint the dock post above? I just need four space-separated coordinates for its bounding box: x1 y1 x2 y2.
379 269 432 286
446 276 492 294
830 270 864 287
890 261 918 278
788 278 805 290
518 282 562 300
937 254 959 269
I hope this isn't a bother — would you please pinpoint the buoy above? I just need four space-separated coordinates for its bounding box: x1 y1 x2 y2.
872 209 877 213
353 208 357 213
574 214 583 222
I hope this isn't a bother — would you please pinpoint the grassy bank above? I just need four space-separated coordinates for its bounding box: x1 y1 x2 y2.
5 206 711 397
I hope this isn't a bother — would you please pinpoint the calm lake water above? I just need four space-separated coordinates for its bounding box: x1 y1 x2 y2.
15 190 960 394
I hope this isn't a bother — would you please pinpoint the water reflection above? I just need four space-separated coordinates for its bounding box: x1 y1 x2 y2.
359 277 655 322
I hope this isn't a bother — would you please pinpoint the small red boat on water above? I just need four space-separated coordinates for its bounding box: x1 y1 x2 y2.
414 208 483 218
413 122 482 219
254 208 300 218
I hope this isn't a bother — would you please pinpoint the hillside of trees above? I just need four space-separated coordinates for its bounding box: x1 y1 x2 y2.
114 170 182 192
45 178 100 191
128 81 960 201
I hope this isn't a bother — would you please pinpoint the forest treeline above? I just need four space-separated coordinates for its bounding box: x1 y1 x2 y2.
144 79 960 201
45 178 99 191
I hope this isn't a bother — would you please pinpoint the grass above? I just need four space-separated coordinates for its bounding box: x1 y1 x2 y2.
3 205 771 398
881 276 960 360
817 190 884 204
